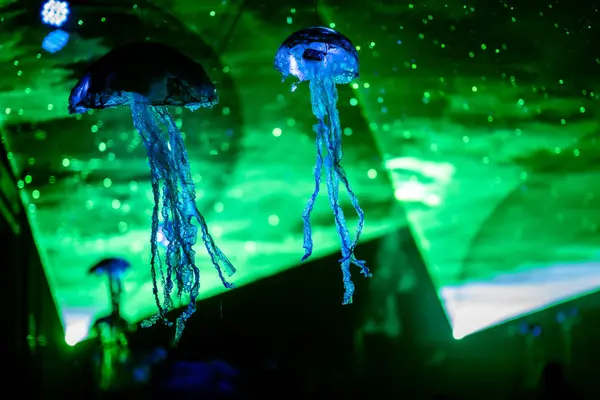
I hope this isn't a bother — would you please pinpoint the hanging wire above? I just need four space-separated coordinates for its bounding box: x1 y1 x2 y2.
137 0 147 40
214 0 247 56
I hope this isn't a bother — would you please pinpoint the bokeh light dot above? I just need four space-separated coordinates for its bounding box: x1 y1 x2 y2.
268 214 280 226
244 241 257 253
214 202 225 213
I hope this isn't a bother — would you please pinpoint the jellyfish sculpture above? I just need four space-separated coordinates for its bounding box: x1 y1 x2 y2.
89 258 132 390
274 27 371 304
89 257 131 318
69 42 236 341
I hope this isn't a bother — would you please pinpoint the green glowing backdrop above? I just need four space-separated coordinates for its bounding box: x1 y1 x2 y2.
1 0 599 344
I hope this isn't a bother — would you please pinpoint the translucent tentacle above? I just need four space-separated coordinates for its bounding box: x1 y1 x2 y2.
145 111 181 314
301 128 324 261
321 80 370 276
319 123 355 304
155 108 237 285
153 107 235 339
131 103 171 327
131 100 236 341
308 78 371 304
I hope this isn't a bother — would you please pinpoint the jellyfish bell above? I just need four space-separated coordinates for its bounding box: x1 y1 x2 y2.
89 257 131 277
274 27 371 305
68 42 218 114
274 27 359 88
69 42 236 342
89 257 131 318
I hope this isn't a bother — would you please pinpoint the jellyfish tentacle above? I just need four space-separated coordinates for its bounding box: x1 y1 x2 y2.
133 102 202 332
154 107 236 288
310 77 373 302
321 126 355 304
320 79 367 269
148 107 205 337
131 103 171 326
143 107 236 340
320 80 370 277
309 78 360 303
146 107 193 319
301 126 324 261
148 115 183 313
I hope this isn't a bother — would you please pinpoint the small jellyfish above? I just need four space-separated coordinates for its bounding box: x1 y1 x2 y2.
70 42 236 341
274 27 371 304
89 257 131 318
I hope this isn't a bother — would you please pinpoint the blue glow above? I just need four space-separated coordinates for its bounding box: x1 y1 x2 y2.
132 104 235 342
67 43 235 343
42 30 70 54
275 27 370 304
156 223 171 248
41 0 70 27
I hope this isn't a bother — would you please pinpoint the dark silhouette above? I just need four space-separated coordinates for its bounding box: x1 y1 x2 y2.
535 362 580 399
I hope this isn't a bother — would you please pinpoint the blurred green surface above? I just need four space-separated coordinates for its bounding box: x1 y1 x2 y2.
1 0 599 342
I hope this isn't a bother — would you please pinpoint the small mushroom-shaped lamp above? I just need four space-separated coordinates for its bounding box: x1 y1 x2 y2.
274 27 371 304
89 257 131 317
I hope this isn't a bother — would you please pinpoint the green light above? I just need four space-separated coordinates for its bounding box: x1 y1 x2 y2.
3 8 599 344
268 214 280 226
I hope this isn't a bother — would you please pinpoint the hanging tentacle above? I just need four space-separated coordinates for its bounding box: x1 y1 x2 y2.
144 109 184 314
155 107 237 286
319 112 356 304
308 77 371 304
301 124 325 261
131 102 236 340
131 102 171 326
153 107 235 339
320 79 368 273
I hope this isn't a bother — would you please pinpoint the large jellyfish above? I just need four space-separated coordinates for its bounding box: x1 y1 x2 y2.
69 42 236 341
274 27 371 304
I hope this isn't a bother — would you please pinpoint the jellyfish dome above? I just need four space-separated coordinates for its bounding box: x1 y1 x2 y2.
89 257 132 318
69 42 236 342
275 27 371 305
89 257 131 277
275 26 359 88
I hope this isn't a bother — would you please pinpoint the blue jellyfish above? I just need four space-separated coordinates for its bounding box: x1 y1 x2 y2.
89 257 131 318
89 258 132 390
274 27 371 304
69 42 236 341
